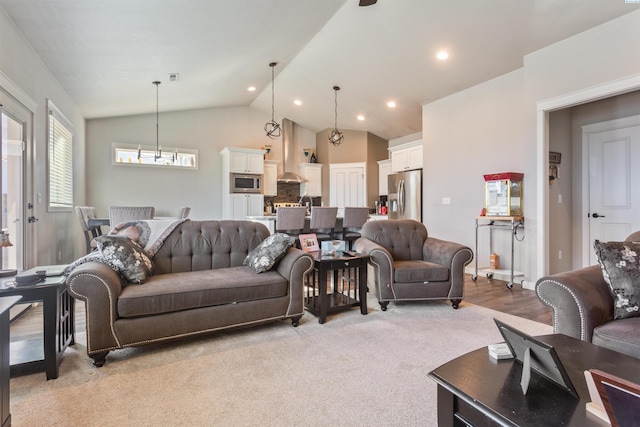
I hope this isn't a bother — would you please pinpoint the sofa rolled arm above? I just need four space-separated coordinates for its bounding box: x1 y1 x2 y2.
423 237 473 299
535 265 613 342
355 237 395 301
66 262 123 353
276 248 314 317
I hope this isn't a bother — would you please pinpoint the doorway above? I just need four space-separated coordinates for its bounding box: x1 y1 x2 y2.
329 162 366 216
1 85 35 272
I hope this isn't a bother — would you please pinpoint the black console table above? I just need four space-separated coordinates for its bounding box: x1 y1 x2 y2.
1 295 21 427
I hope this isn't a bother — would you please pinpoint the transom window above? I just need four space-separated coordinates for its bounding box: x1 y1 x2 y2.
112 143 198 169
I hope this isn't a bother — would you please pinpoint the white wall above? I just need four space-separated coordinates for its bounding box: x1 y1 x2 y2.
0 7 86 266
421 9 640 287
86 108 315 221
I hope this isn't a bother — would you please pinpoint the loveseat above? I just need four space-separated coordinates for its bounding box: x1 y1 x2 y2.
535 231 640 359
355 219 473 310
66 220 314 367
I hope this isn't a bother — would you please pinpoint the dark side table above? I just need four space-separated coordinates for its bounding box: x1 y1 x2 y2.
304 251 369 324
0 266 74 380
1 295 21 427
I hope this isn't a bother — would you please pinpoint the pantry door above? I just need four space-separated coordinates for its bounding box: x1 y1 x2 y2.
329 163 366 217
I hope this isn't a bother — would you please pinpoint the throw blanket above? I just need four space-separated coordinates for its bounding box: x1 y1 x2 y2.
109 219 186 257
63 218 188 278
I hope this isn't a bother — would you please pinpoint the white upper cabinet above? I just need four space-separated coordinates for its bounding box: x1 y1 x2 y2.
389 140 423 172
298 163 323 197
378 159 391 196
221 147 264 174
263 160 279 196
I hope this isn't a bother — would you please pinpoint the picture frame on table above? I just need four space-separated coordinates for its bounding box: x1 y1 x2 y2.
299 234 319 252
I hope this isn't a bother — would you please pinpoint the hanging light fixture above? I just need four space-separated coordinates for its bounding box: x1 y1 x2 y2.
264 62 281 139
328 86 344 146
138 81 177 163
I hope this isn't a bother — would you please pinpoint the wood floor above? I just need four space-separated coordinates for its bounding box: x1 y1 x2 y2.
462 274 552 325
9 274 552 343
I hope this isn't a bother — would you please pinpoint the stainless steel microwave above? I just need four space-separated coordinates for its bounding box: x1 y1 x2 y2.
230 173 263 194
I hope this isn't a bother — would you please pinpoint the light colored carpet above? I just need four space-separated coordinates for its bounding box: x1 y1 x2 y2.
9 295 551 426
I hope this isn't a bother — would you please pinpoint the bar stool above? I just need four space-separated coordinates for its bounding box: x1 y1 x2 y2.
309 207 338 244
275 207 307 246
340 207 370 250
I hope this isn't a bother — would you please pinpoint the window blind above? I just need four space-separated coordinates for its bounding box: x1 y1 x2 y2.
48 101 73 211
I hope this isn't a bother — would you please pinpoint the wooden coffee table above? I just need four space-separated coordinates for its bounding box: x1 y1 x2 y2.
429 334 640 426
304 251 369 324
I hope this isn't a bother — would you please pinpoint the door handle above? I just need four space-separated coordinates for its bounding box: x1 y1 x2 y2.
28 216 39 223
591 213 605 218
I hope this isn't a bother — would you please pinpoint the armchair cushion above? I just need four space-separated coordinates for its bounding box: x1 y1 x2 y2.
594 240 640 319
394 260 449 283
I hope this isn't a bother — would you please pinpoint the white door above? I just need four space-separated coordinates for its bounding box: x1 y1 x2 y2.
584 118 640 265
1 90 34 271
329 163 366 216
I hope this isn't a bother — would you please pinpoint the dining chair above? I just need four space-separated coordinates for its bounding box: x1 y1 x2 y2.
75 206 103 254
178 207 191 219
108 206 155 229
275 207 307 245
340 207 370 250
309 207 338 243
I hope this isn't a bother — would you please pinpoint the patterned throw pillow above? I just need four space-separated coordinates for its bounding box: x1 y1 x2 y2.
243 233 295 273
594 240 640 320
96 235 154 284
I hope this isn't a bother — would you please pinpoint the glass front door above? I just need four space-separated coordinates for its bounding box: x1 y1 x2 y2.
1 109 24 272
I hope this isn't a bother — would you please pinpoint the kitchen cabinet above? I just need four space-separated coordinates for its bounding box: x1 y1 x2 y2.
228 194 264 218
389 140 422 172
377 159 391 195
298 163 323 197
263 160 279 196
221 147 264 174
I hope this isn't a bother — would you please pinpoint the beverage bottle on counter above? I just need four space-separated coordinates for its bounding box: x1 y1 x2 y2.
375 201 379 214
380 203 387 215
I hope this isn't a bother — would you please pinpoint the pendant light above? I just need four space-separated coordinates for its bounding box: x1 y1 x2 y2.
328 86 344 146
138 81 177 163
264 62 281 139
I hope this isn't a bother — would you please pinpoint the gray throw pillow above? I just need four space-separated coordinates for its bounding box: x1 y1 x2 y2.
243 233 295 273
96 235 154 284
594 240 640 320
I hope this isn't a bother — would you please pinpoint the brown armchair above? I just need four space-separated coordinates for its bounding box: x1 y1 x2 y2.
355 219 473 310
535 231 640 359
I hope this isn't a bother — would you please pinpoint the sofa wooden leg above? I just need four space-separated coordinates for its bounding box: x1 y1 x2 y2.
451 299 461 309
290 316 302 327
380 301 389 311
90 351 109 367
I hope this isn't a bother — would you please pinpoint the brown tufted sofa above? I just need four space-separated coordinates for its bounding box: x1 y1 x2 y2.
535 231 640 359
66 220 314 367
355 219 473 310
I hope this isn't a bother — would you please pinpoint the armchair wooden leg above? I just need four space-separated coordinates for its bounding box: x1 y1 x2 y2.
290 315 302 327
451 299 461 309
380 301 389 311
90 351 109 367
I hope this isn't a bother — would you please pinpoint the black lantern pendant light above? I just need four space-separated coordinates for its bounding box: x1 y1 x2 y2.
264 62 281 139
328 86 344 146
138 81 177 163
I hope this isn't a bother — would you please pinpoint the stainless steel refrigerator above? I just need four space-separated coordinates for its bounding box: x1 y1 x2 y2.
388 169 422 221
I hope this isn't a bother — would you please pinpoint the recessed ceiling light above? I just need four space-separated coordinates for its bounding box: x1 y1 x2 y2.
387 101 397 108
436 51 449 60
294 99 302 106
357 115 365 121
247 86 256 92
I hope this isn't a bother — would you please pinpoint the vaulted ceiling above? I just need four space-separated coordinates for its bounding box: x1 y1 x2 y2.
1 0 637 140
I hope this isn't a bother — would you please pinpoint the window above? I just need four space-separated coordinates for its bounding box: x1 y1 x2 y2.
112 143 198 169
47 100 73 211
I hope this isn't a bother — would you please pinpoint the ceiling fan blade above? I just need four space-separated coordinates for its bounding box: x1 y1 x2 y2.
359 0 377 6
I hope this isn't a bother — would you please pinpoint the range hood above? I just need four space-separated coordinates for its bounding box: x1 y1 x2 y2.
277 118 307 183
